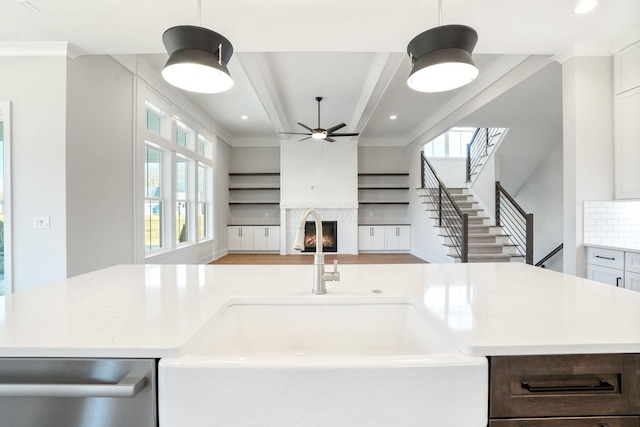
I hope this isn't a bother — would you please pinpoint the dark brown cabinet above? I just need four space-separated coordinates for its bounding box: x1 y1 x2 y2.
489 354 640 426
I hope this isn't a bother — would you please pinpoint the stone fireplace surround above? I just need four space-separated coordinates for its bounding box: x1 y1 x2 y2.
282 208 358 255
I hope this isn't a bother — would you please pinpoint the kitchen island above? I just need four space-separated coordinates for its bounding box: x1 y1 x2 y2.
1 262 640 426
1 262 639 357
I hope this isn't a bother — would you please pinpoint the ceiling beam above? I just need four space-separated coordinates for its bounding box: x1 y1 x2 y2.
235 53 289 138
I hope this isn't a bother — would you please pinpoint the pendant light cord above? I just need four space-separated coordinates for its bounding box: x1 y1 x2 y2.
438 0 442 26
197 0 202 27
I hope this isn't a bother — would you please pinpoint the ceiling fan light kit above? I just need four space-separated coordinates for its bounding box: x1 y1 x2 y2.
407 0 479 93
280 97 360 142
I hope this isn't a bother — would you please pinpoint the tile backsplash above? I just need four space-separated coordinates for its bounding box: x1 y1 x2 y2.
584 200 640 250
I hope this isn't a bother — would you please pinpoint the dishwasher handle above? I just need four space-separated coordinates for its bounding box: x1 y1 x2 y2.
0 374 146 398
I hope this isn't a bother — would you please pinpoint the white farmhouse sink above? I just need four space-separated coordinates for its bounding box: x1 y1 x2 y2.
159 297 488 427
187 298 459 359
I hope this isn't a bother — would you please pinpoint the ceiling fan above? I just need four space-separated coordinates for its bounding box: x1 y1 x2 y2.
280 97 359 142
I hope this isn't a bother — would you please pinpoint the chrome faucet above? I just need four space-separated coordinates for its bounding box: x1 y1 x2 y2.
294 208 340 295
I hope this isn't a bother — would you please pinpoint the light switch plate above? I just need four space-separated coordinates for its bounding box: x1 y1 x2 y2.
34 217 50 229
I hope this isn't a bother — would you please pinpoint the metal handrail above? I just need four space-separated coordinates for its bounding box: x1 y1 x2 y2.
495 181 533 264
421 153 468 262
535 243 563 267
466 127 503 182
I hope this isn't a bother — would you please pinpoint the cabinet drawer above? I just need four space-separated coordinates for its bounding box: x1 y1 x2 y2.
489 354 640 418
490 416 640 427
587 247 624 269
626 252 640 274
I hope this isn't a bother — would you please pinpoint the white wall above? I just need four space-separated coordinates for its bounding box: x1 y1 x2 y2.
66 55 135 277
230 147 279 172
428 158 468 188
0 56 68 292
280 141 357 208
514 139 564 271
358 146 405 173
214 139 231 259
406 143 450 263
561 56 614 276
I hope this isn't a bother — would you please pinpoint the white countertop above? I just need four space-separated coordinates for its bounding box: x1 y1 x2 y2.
1 262 640 358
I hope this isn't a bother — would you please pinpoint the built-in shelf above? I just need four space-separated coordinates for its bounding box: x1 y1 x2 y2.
229 202 280 205
229 173 280 176
359 201 410 205
229 187 281 190
358 187 410 190
358 173 409 176
357 173 410 206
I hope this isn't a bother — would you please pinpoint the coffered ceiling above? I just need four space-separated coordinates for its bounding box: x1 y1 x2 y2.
1 0 638 146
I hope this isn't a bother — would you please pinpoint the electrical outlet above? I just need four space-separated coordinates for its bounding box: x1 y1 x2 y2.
33 217 50 229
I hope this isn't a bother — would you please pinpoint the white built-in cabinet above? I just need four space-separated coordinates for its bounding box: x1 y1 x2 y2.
614 40 640 199
358 225 410 252
384 225 411 251
228 226 279 252
252 226 280 251
358 226 386 251
586 246 640 292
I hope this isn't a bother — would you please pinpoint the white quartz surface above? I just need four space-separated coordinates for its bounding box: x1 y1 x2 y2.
1 263 640 357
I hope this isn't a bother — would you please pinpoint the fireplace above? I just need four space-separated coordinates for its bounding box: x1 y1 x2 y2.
303 221 338 252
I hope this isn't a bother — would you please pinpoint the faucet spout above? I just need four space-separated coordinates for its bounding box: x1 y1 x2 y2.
293 208 340 295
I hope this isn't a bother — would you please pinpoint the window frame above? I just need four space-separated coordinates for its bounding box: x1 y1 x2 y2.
140 94 215 261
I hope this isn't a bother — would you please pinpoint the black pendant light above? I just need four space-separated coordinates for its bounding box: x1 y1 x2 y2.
407 0 479 92
161 0 234 94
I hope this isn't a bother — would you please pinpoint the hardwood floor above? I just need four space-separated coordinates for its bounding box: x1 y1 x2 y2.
209 253 427 265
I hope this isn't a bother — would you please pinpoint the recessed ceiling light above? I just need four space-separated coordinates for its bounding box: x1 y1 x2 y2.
241 115 248 120
390 115 397 120
574 0 598 14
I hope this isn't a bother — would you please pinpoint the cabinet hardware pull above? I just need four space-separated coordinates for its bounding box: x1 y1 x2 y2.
616 277 621 287
0 375 146 398
521 379 614 393
595 255 616 261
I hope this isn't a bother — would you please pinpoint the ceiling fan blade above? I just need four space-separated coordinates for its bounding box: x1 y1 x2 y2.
279 132 312 135
326 123 346 133
298 136 311 142
298 122 313 132
329 133 360 137
325 137 336 143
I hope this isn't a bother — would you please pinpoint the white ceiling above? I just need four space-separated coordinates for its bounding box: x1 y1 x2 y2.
1 0 638 146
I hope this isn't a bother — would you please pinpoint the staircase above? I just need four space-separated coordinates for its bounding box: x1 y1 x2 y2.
466 127 505 183
419 187 523 263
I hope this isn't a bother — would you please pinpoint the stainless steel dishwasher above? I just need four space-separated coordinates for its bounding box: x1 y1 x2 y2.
0 358 157 427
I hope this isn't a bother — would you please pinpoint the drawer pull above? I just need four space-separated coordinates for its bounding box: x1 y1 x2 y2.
521 379 614 393
595 255 616 261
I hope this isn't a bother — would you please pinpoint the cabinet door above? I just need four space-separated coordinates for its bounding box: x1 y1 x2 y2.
587 264 624 287
615 86 640 199
227 226 253 251
625 251 640 274
252 227 267 251
384 226 411 251
359 226 384 250
397 225 411 250
384 226 400 250
266 226 280 251
227 226 242 251
624 271 640 292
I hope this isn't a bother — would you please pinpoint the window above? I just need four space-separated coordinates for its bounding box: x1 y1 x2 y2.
176 121 195 150
144 145 163 252
175 156 190 245
198 164 211 240
424 127 475 158
141 99 214 259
